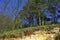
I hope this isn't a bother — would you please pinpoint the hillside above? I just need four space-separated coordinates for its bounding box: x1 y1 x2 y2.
0 25 60 40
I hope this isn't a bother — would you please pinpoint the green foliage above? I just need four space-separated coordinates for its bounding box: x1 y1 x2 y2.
0 14 15 34
16 0 50 27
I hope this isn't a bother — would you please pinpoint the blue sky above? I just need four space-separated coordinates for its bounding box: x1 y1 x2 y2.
0 0 27 18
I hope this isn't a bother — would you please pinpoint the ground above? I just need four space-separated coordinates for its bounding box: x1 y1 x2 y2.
0 24 60 40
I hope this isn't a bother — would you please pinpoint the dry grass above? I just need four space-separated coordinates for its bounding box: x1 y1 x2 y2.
0 24 60 40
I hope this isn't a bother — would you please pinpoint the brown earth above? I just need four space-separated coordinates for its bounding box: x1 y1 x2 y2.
0 25 60 40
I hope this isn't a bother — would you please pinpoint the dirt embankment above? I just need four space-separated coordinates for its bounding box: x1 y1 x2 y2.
0 26 60 40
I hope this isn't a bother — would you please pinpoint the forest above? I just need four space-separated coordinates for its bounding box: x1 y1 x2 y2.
0 0 60 34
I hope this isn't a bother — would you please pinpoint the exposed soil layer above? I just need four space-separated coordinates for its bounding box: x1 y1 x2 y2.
0 25 60 40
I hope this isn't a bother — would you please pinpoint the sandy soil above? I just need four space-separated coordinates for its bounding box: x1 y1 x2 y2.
0 26 60 40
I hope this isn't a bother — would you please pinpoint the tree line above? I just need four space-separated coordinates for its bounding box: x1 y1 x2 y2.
0 0 59 33
15 0 58 27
